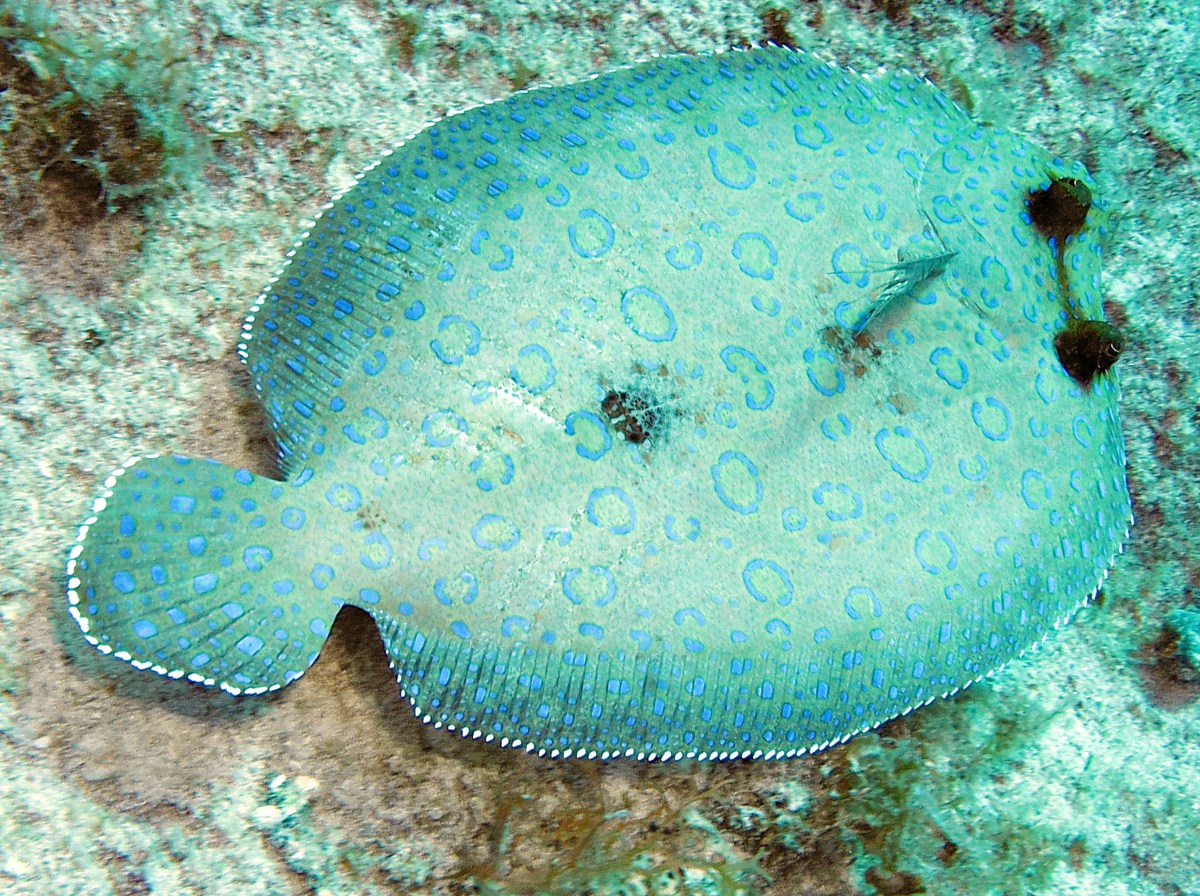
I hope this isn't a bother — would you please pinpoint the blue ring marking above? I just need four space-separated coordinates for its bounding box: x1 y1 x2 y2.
1072 414 1094 448
915 530 959 574
564 410 612 461
844 585 883 621
666 240 702 270
712 450 763 514
430 315 481 364
422 409 469 447
562 565 618 607
981 255 1014 293
971 397 1013 441
362 407 388 439
765 618 791 637
784 191 825 222
362 350 386 376
803 347 845 398
360 532 393 570
501 616 531 637
819 413 852 442
417 537 446 561
781 507 807 532
932 194 963 224
663 515 700 542
620 286 678 342
470 452 515 491
708 142 756 189
280 507 307 530
510 343 557 395
794 120 833 150
585 487 636 535
732 232 778 280
567 208 615 258
930 347 968 389
720 345 775 410
615 155 649 179
471 515 521 551
752 294 781 316
1021 470 1049 511
831 243 870 287
546 184 570 206
310 564 334 589
434 570 478 605
243 546 272 572
713 401 736 428
958 454 989 482
812 482 863 522
325 483 362 511
874 427 933 483
897 147 922 179
743 559 794 605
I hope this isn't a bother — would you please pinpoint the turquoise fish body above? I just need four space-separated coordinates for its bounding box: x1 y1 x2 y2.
67 46 1131 760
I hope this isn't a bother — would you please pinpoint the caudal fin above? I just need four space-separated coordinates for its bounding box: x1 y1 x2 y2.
66 455 338 694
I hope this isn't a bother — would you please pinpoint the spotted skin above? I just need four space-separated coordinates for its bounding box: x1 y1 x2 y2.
67 47 1131 761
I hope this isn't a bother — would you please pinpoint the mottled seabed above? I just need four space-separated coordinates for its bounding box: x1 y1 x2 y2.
1 1 1197 894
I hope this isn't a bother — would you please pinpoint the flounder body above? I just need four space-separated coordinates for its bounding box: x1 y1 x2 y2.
67 46 1130 760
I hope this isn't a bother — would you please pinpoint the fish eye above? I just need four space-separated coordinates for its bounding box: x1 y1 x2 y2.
1028 174 1093 244
1054 317 1124 387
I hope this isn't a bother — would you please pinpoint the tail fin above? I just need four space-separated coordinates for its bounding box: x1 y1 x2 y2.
66 454 338 695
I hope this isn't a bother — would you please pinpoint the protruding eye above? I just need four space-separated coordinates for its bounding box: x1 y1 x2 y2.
1027 175 1092 244
1054 318 1123 387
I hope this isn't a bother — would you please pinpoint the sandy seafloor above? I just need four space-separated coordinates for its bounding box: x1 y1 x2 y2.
1 1 1198 894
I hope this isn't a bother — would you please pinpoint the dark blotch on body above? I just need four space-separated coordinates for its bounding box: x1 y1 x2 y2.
602 390 658 445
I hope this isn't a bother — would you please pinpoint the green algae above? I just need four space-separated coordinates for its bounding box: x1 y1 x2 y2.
0 0 203 220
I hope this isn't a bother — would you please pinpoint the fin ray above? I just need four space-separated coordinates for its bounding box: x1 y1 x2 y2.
67 455 337 695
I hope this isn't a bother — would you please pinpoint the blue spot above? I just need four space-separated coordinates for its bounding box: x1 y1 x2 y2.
169 495 196 514
193 574 218 595
112 571 135 594
132 620 157 639
237 635 264 656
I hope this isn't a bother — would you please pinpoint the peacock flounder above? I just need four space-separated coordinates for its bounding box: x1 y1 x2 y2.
66 46 1131 760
